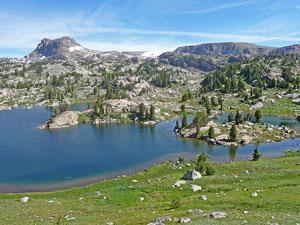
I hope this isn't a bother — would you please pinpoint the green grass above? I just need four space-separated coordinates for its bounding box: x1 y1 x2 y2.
1 151 300 224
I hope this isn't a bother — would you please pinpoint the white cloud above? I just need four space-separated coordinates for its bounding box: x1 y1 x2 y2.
0 0 300 58
180 0 255 14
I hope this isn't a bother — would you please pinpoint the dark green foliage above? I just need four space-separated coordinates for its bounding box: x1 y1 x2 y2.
195 153 215 175
94 97 105 117
208 125 215 138
206 105 211 115
150 105 155 121
193 112 208 126
230 124 238 142
182 115 188 128
182 93 188 102
228 112 234 122
205 165 216 175
180 104 186 113
175 120 180 130
139 103 147 121
195 153 208 173
235 110 244 124
255 110 262 123
178 156 184 164
253 147 262 161
244 113 252 121
218 96 223 110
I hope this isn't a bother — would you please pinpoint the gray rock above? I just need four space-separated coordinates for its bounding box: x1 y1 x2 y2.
174 180 186 187
251 192 258 197
210 212 227 218
183 170 201 180
178 217 191 223
20 197 29 203
187 209 203 214
199 195 207 201
148 223 165 225
154 216 172 223
292 98 300 105
191 184 202 192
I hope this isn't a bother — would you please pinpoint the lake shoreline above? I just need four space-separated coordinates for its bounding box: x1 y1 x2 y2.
0 147 297 194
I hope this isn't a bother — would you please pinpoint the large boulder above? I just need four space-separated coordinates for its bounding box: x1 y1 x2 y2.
292 98 300 105
183 170 201 180
210 212 227 218
20 197 29 203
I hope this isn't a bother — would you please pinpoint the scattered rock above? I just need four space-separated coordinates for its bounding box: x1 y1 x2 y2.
251 192 258 197
191 184 202 192
174 180 186 187
183 170 201 180
199 195 207 201
178 217 191 223
210 212 227 219
154 216 172 223
20 197 29 203
140 197 145 202
187 209 203 214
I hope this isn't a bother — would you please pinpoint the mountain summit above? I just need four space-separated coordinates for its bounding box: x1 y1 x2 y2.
22 37 93 62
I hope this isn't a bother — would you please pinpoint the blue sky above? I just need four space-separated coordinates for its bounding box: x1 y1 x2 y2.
0 0 300 58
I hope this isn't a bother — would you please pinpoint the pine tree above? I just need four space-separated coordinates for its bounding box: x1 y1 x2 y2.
218 96 223 111
150 105 155 121
208 125 215 138
139 103 147 121
182 115 188 128
252 147 262 161
175 120 180 130
235 110 244 124
180 104 186 113
228 112 234 122
229 124 238 142
255 110 262 123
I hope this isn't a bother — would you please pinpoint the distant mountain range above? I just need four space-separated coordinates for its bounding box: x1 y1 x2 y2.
20 37 300 72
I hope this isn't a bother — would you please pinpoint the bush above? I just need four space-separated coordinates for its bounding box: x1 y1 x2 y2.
170 199 181 209
252 147 262 161
205 165 216 175
195 153 215 176
178 156 184 164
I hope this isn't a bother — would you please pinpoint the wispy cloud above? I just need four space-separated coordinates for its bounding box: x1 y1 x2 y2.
0 0 300 58
180 0 255 14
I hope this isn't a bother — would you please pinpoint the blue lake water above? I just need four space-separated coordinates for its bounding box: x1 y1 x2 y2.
0 106 300 191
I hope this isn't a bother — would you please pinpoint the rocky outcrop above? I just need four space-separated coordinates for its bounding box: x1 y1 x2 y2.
39 111 79 129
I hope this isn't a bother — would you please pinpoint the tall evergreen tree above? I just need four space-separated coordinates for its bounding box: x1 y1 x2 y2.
208 125 215 139
255 109 262 123
229 124 238 142
150 105 155 120
182 115 188 128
